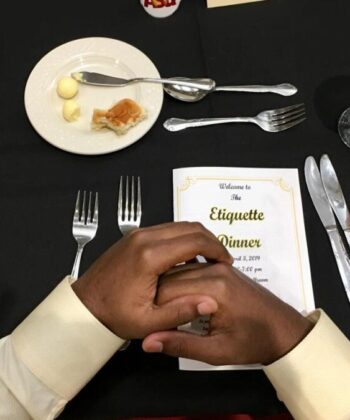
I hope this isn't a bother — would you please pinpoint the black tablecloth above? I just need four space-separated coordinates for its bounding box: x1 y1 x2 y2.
1 0 350 418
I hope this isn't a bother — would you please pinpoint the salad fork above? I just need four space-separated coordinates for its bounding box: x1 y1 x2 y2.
71 191 98 280
163 103 306 133
118 176 142 235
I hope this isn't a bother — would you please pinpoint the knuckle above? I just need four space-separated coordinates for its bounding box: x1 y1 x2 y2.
192 232 207 248
190 221 205 232
139 246 154 264
175 221 192 232
213 262 232 277
213 276 229 295
178 221 192 227
173 339 187 357
176 305 190 324
176 306 183 323
127 228 146 245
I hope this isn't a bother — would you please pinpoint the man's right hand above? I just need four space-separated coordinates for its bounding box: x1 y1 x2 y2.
72 222 233 340
143 263 314 365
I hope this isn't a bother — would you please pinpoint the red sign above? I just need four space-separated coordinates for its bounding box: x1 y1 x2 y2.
141 0 181 17
144 0 177 8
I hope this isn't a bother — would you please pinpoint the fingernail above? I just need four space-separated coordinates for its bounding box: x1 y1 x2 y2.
147 341 163 353
197 301 217 315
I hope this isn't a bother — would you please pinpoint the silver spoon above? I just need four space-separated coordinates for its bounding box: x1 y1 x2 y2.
338 108 350 148
164 77 298 102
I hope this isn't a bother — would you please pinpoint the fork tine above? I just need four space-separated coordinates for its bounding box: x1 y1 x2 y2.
272 111 306 126
273 117 307 132
81 191 87 223
131 176 135 222
268 103 305 117
87 191 92 222
93 192 99 224
136 176 142 223
271 107 306 122
73 190 80 222
118 176 123 221
125 176 129 221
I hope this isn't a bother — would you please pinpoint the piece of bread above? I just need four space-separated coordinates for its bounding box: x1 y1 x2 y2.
92 98 147 135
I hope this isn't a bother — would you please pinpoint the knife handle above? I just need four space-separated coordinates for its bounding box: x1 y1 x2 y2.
328 228 350 300
345 230 350 248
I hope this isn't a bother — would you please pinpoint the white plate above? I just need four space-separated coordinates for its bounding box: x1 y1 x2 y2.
24 37 164 155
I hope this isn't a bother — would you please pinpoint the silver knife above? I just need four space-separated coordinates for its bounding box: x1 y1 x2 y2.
71 71 215 91
320 154 350 247
305 156 350 302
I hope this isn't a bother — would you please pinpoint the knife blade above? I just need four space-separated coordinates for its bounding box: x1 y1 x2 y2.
320 154 350 247
71 71 127 86
305 156 350 303
71 71 215 90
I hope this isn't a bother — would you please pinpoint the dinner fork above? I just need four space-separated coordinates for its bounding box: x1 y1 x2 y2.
118 176 142 236
71 191 98 280
163 103 306 132
117 176 141 351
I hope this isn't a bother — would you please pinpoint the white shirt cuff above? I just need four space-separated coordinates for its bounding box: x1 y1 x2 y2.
11 276 125 400
263 309 350 420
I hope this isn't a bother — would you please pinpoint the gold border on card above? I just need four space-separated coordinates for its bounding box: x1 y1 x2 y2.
176 177 307 309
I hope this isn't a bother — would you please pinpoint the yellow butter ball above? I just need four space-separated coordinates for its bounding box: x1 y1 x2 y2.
57 77 79 99
63 100 80 122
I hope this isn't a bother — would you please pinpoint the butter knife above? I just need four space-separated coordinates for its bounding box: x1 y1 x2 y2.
71 71 215 91
305 156 350 302
320 154 350 247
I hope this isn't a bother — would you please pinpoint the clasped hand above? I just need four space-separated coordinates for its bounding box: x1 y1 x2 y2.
73 222 312 366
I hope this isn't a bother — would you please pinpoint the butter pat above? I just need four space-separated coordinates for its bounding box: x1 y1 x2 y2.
57 77 79 99
63 100 80 122
207 0 264 7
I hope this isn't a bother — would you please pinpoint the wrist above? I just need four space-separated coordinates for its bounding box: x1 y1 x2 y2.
264 311 314 365
72 276 107 328
72 275 130 340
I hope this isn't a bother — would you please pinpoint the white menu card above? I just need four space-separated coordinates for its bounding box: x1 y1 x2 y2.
207 0 265 7
173 167 315 371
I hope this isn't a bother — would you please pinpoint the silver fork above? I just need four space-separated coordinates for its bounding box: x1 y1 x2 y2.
163 103 306 132
117 176 141 351
118 176 142 235
71 191 98 280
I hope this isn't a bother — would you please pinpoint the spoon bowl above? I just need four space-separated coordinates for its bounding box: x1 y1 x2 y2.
164 77 215 102
338 107 350 148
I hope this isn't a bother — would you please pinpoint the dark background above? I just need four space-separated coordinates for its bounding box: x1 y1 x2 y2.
1 0 350 418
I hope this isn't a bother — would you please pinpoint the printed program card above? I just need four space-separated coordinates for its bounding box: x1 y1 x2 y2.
173 167 315 371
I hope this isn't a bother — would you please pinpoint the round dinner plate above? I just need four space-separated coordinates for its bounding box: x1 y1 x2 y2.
24 37 164 155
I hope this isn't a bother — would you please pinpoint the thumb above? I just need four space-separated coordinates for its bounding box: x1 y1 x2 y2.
142 330 223 365
147 295 218 332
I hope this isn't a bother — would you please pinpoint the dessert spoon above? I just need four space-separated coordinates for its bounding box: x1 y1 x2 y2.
164 77 297 102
